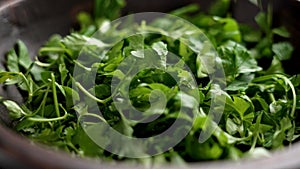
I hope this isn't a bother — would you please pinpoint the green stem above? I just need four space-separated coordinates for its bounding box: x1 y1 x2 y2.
39 47 66 53
33 85 50 116
18 73 33 101
276 74 297 117
73 60 92 71
77 113 107 126
250 113 263 152
75 82 109 104
28 104 68 122
34 57 51 67
32 84 49 95
51 73 60 117
268 93 276 103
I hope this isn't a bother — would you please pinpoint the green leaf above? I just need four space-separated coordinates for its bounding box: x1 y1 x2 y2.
74 125 106 157
226 118 239 135
3 100 26 119
214 17 241 42
6 49 20 72
186 136 223 160
219 41 262 79
209 0 231 17
94 0 125 20
272 27 290 38
225 74 254 91
272 42 294 61
255 12 270 33
40 71 52 83
0 72 22 85
226 96 251 119
59 64 69 85
15 118 35 131
17 40 32 69
152 42 168 68
240 24 261 43
113 117 133 136
265 57 284 74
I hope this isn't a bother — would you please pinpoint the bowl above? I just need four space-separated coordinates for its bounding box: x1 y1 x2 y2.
1 0 300 168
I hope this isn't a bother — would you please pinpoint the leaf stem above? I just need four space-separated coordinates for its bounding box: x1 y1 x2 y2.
18 72 33 101
75 82 110 104
78 113 107 125
51 73 60 117
27 104 68 122
39 47 66 53
275 74 296 117
250 112 263 152
33 85 50 116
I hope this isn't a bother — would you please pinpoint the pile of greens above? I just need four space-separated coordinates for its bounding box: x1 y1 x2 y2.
1 0 300 165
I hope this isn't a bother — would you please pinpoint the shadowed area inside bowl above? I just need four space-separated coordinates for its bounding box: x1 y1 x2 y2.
1 0 300 169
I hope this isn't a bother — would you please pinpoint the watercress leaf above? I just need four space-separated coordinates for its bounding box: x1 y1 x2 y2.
30 128 60 143
227 146 243 160
17 40 32 70
226 118 239 135
55 82 66 97
186 136 223 160
40 71 52 83
209 0 231 17
94 0 125 20
226 96 250 118
152 41 168 68
130 86 152 99
226 74 255 91
6 49 20 72
255 12 269 33
74 124 107 157
59 64 69 85
272 42 294 61
113 117 133 136
3 100 26 119
213 17 241 42
272 27 290 38
15 118 35 131
291 75 300 87
0 72 22 85
265 57 284 74
280 117 292 131
240 24 262 43
272 130 286 148
175 92 198 109
219 41 262 79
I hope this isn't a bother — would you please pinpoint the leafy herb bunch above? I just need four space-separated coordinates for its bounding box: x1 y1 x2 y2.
0 0 300 165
